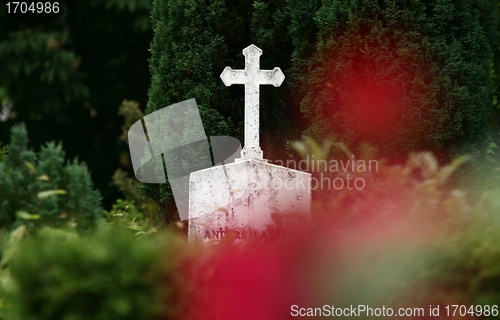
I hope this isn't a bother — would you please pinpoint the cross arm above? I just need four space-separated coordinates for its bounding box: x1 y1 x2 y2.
257 67 285 87
220 67 246 86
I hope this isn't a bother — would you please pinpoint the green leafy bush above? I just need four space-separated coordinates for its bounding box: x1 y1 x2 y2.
292 137 471 231
426 188 500 301
285 137 500 311
0 124 102 231
105 199 160 238
112 100 171 227
0 136 499 319
4 227 184 320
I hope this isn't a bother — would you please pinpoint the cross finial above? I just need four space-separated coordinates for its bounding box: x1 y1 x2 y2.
220 44 285 160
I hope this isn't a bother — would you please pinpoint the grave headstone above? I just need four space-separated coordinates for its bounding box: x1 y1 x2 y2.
188 44 311 242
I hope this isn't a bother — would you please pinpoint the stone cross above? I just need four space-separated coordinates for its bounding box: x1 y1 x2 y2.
220 44 285 160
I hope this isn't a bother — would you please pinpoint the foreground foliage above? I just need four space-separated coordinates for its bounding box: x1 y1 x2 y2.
0 134 499 319
1 227 185 320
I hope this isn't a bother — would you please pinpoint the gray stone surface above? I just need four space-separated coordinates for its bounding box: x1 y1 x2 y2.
188 159 311 241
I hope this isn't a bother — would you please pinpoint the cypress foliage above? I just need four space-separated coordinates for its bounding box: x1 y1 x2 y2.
0 124 102 231
296 0 497 159
148 0 233 222
148 0 294 137
492 3 500 126
149 0 228 112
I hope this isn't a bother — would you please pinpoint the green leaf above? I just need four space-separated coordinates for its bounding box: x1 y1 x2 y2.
24 161 37 174
37 189 67 199
36 175 50 181
16 211 41 220
128 225 143 231
134 231 146 237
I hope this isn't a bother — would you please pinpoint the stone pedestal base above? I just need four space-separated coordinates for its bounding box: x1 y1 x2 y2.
188 159 311 242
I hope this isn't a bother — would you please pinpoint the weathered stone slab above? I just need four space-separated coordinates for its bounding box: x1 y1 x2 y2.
188 159 311 242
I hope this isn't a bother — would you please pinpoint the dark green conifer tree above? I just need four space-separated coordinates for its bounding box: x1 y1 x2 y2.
0 124 102 231
295 0 497 160
0 0 153 207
